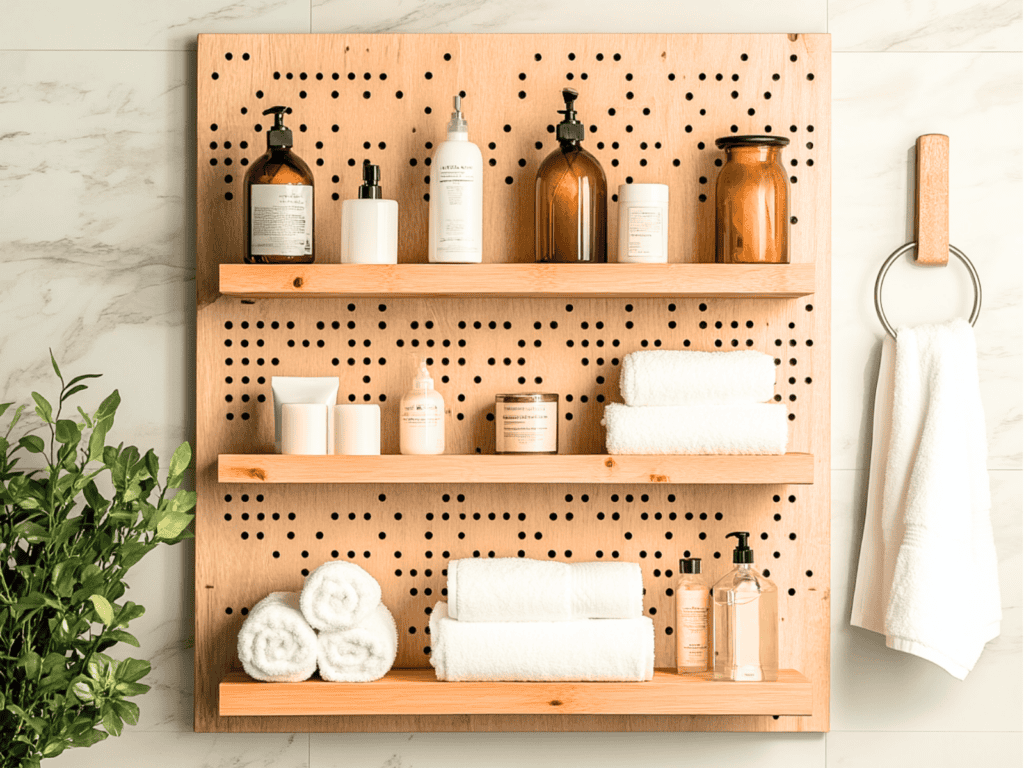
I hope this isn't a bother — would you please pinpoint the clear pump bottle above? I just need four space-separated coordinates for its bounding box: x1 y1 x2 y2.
712 532 779 682
676 558 710 674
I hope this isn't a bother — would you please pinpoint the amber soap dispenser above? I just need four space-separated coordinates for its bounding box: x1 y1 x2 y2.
535 88 607 263
244 106 315 264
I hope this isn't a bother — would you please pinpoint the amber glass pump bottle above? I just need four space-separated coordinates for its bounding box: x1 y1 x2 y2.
244 106 315 264
535 89 607 263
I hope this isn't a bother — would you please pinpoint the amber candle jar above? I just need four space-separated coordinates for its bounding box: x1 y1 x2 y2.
714 136 790 264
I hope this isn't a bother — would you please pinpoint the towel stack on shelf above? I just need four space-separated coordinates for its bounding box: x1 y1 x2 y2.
429 558 654 682
602 350 789 455
237 561 397 683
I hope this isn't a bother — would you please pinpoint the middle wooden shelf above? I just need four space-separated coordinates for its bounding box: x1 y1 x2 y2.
217 453 815 485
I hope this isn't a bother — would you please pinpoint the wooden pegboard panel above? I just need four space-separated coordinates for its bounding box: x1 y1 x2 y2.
195 33 831 734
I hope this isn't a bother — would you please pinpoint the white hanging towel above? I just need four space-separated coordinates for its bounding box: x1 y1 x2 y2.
851 320 1000 679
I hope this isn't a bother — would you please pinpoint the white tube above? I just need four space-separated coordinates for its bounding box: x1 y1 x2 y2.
333 404 381 455
281 404 329 455
271 377 340 454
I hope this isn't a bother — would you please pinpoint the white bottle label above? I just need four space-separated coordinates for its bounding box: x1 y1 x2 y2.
677 589 709 668
627 206 663 259
436 163 480 257
251 184 313 257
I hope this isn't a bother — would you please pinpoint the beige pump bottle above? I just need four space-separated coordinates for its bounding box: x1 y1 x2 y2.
399 360 445 455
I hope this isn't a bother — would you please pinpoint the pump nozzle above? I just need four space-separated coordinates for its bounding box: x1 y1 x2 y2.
358 160 382 199
556 88 584 143
412 358 434 390
446 95 468 135
261 106 293 149
726 531 754 564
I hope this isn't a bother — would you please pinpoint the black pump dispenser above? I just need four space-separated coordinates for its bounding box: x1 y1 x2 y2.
726 531 754 564
680 558 701 574
358 161 382 200
556 88 585 143
263 106 293 149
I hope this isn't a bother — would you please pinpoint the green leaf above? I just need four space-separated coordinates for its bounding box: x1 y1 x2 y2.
50 350 63 380
118 542 151 569
18 651 42 681
67 372 102 388
114 601 146 627
14 521 48 544
144 449 159 485
77 405 94 428
111 699 140 726
107 629 141 647
70 675 95 703
0 402 11 419
41 740 66 758
70 728 107 748
94 389 120 423
61 383 89 401
7 403 27 433
89 594 115 625
55 418 81 444
32 391 53 423
156 510 193 541
114 681 150 697
88 420 108 463
101 706 123 737
42 652 67 673
167 441 191 486
170 489 197 514
19 435 46 454
115 658 150 683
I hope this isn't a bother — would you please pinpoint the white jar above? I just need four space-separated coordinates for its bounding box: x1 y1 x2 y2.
617 183 669 263
333 404 381 455
495 394 559 454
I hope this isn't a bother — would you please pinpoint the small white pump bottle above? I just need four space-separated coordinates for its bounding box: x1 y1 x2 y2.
399 360 445 455
428 95 483 263
341 161 398 264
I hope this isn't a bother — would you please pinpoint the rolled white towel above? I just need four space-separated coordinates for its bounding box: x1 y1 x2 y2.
318 603 398 682
448 558 642 622
602 402 788 455
620 350 777 406
429 602 654 682
300 561 382 631
236 592 318 682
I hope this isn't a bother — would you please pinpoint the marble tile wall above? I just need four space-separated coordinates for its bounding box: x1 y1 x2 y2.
1 0 1019 766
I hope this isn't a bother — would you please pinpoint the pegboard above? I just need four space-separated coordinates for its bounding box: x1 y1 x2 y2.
195 33 831 733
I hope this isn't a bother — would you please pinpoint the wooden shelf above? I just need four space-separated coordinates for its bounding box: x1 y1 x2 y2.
219 669 812 717
219 263 816 299
217 453 815 485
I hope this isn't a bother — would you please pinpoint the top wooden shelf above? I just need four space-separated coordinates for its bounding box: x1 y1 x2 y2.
219 263 816 299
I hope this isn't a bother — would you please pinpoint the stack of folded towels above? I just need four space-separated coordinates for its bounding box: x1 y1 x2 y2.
602 349 789 455
236 561 397 683
429 558 654 682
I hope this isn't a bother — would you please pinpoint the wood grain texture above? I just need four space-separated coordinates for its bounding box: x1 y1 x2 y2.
218 453 816 485
914 134 950 266
219 669 812 717
219 263 816 299
196 32 831 734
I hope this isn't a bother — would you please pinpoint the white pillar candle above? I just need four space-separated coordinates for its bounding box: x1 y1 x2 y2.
333 404 382 455
281 404 329 455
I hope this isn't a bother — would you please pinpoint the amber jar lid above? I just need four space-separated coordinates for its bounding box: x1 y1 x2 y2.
715 135 790 149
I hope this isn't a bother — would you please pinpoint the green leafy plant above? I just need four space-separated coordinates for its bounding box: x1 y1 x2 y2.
0 354 195 767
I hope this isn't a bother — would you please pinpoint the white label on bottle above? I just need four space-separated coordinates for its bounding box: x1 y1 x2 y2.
495 401 557 453
627 206 663 258
251 184 313 257
676 589 709 668
436 164 478 255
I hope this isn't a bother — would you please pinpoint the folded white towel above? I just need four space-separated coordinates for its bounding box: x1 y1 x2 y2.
236 592 318 682
851 321 1000 679
620 350 776 406
300 561 383 631
447 558 643 622
428 602 654 682
317 603 398 682
602 402 788 455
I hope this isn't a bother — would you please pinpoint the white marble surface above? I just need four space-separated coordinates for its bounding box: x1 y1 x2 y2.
0 0 1021 766
311 733 825 768
311 0 826 34
831 0 1023 52
831 470 1022 732
831 51 1023 470
1 1 310 51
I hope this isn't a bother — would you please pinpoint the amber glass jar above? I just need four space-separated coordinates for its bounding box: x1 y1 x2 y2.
714 136 790 264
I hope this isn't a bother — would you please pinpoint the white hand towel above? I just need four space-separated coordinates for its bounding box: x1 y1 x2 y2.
428 602 654 682
620 350 777 406
317 603 398 682
236 592 318 682
851 321 1000 679
300 561 383 631
447 558 642 622
602 402 788 455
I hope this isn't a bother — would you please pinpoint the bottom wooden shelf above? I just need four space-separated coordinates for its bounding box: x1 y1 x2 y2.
219 669 812 717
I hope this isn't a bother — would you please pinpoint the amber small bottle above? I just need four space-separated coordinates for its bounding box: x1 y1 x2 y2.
535 88 607 263
244 106 315 264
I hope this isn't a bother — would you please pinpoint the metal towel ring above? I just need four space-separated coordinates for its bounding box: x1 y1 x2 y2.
874 242 982 338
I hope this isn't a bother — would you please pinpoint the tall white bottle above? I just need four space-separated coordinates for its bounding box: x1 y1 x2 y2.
429 96 483 263
399 360 445 455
